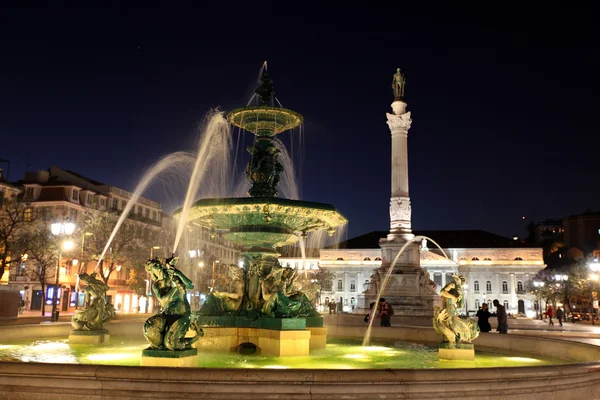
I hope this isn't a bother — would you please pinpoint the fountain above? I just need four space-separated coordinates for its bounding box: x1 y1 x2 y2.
177 70 347 356
2 67 600 399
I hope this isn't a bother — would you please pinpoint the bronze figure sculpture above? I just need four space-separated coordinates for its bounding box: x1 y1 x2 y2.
71 272 115 331
143 256 203 351
433 274 479 347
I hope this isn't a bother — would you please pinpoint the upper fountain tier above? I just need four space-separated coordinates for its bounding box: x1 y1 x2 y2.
179 67 347 252
227 71 303 137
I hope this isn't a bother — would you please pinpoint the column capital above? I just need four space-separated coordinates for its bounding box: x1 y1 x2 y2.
386 111 412 132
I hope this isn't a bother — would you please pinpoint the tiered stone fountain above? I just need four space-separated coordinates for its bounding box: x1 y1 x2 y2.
181 71 347 356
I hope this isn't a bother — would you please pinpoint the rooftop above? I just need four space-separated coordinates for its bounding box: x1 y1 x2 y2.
333 230 533 250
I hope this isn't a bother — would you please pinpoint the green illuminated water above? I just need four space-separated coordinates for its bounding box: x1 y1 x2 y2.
0 337 567 369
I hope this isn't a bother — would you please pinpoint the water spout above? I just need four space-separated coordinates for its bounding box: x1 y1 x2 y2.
362 235 453 347
172 110 233 254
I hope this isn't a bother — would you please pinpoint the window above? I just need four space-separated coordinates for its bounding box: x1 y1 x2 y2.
486 281 492 293
487 300 492 307
336 257 344 261
474 281 480 293
350 280 356 292
145 208 150 219
86 194 93 204
337 279 343 291
100 198 106 207
514 257 523 261
138 206 143 216
503 300 509 310
475 299 480 309
502 281 508 294
72 190 79 201
374 257 381 261
517 281 524 292
70 208 77 220
24 208 33 222
471 257 479 261
484 257 492 261
363 257 371 261
433 273 442 288
152 211 157 220
445 273 453 285
111 198 118 209
121 200 126 210
25 187 34 198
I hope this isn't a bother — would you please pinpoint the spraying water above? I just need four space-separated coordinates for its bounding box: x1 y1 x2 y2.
362 235 453 347
273 138 299 200
96 151 195 268
172 110 233 254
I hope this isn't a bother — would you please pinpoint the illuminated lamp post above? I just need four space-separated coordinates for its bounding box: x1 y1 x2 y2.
50 219 76 322
589 259 600 325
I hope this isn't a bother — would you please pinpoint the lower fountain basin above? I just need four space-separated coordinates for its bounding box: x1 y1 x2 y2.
1 320 599 399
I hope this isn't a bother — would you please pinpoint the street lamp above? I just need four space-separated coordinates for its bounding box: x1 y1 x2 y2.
50 219 76 322
150 246 160 258
533 280 545 320
589 259 600 325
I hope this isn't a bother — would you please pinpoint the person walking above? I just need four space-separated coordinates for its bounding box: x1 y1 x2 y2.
476 303 492 332
493 299 508 334
547 306 554 326
556 307 564 327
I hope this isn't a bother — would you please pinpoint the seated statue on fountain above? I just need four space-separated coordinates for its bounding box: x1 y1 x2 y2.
71 272 115 331
143 256 203 351
260 265 320 318
199 264 245 316
433 274 479 347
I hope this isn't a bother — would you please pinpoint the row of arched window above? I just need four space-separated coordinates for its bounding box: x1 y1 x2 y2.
473 280 524 294
335 257 382 261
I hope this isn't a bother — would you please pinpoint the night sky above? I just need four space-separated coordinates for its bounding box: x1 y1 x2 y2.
1 3 598 240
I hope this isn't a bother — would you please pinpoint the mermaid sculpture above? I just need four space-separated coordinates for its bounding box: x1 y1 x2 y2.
260 265 320 318
71 272 115 331
198 264 246 316
433 274 479 347
143 256 203 351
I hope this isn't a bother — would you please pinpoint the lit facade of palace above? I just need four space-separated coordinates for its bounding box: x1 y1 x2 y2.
282 230 544 316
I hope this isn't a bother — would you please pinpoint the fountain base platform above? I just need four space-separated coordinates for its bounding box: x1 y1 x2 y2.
194 316 326 356
68 329 110 345
438 342 475 361
141 348 199 367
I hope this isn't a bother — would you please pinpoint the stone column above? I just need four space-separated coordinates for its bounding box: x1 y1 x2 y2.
386 100 413 240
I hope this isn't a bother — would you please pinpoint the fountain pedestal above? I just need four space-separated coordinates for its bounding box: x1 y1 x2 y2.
438 342 475 361
68 329 110 345
195 316 326 357
141 348 199 367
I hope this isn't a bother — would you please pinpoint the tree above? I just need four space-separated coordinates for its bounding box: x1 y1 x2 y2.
0 192 29 279
19 219 59 316
312 266 334 304
82 210 146 284
126 264 147 298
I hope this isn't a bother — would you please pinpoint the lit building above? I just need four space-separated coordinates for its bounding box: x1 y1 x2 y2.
282 230 544 316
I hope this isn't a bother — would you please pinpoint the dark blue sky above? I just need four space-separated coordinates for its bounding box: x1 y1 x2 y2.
1 3 598 239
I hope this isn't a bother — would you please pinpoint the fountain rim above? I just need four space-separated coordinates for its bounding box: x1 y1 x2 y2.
174 197 348 221
227 105 304 135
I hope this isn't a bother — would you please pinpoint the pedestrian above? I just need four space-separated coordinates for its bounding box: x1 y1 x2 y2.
493 299 508 334
377 298 393 327
328 301 336 315
547 306 554 326
364 302 376 323
556 306 564 327
476 303 492 332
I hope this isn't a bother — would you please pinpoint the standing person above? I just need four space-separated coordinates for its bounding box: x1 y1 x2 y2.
476 303 492 332
547 305 554 326
378 298 393 327
556 306 564 327
493 299 508 334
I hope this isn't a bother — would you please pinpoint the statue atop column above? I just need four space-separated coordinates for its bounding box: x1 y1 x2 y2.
392 68 406 100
